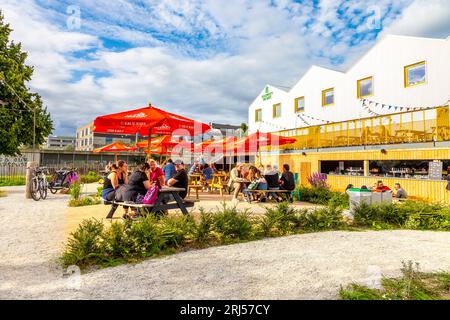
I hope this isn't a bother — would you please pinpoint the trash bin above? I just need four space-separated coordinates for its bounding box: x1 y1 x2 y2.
372 190 393 204
347 188 372 212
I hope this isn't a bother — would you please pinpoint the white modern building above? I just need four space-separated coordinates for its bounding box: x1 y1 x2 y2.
248 35 450 133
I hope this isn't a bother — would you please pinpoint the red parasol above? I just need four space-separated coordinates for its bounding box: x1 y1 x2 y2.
93 142 137 162
93 104 211 136
231 131 297 154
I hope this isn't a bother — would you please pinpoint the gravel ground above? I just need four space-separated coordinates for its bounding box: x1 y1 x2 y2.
1 186 450 300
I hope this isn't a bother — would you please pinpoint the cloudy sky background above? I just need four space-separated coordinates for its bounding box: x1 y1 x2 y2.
0 0 449 135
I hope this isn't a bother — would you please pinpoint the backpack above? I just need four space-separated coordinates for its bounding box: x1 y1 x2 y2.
142 186 160 205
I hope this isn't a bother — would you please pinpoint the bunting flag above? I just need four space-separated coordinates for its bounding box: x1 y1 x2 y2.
297 114 310 126
361 98 433 112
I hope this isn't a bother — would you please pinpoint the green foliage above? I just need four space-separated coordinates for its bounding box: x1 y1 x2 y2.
353 201 450 230
353 202 408 228
259 202 298 237
68 196 101 207
0 176 26 186
61 219 106 268
157 215 195 248
212 204 254 243
128 215 164 258
192 209 215 244
340 261 450 300
80 172 102 184
297 206 346 231
69 181 82 200
298 186 349 208
96 186 103 197
0 12 53 155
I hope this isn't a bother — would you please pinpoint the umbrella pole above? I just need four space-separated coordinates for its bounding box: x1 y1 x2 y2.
147 127 152 161
115 153 118 163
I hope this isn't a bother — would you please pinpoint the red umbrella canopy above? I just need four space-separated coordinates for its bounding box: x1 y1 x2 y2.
93 142 137 153
231 131 297 154
203 136 240 154
136 135 181 149
93 105 211 136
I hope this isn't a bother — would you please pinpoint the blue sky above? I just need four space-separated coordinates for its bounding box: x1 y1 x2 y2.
1 0 449 135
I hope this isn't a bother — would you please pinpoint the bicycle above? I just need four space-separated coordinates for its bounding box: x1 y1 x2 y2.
30 167 49 201
48 167 79 194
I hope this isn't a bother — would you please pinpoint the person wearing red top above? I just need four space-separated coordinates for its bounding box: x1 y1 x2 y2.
375 180 391 192
148 159 165 187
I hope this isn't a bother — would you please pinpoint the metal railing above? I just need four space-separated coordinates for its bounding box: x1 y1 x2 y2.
271 106 449 150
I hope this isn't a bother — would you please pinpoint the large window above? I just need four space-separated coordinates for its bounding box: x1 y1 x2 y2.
322 88 334 106
404 61 426 87
255 109 262 122
357 76 373 98
294 97 305 113
273 103 281 118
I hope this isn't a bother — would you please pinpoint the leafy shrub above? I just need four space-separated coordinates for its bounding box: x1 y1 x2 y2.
157 215 196 248
62 219 106 267
193 209 215 244
297 206 346 231
102 220 133 261
96 186 103 197
212 204 254 243
69 180 82 200
353 202 409 228
259 202 298 237
340 261 450 300
299 186 349 208
69 196 102 207
128 215 165 258
0 176 26 187
80 171 102 184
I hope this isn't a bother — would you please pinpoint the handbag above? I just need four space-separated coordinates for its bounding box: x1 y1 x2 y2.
247 181 259 190
142 186 160 205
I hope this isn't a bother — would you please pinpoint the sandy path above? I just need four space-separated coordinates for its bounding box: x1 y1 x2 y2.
1 186 449 300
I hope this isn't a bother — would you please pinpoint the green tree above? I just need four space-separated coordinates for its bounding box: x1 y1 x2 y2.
239 122 248 137
0 11 53 155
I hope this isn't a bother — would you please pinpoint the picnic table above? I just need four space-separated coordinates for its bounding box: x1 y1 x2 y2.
210 173 230 196
104 186 194 219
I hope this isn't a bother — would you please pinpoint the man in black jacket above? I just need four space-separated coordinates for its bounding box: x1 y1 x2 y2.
280 164 296 191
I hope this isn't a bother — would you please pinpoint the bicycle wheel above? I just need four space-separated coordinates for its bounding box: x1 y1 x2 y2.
40 178 48 200
31 177 41 201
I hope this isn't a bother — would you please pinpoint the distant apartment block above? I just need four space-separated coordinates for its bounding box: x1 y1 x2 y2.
44 136 76 149
76 121 138 151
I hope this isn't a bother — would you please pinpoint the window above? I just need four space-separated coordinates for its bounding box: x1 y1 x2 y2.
322 88 334 106
357 76 373 98
404 61 426 87
255 109 262 122
273 103 281 118
294 97 305 113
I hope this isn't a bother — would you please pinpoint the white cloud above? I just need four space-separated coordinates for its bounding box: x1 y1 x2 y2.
0 0 448 136
380 0 450 38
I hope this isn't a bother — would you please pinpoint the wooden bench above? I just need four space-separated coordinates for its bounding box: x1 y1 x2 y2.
242 189 294 203
104 187 195 218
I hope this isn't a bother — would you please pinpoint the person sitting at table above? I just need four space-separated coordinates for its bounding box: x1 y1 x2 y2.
149 159 165 187
162 158 176 182
229 162 246 201
394 183 408 199
165 160 189 200
189 162 199 175
123 162 151 218
345 184 354 191
202 163 214 186
264 164 274 175
102 163 120 201
280 164 295 191
243 166 268 202
114 160 129 216
210 162 218 174
374 180 391 192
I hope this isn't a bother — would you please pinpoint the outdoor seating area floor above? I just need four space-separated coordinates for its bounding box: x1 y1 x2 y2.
1 185 450 300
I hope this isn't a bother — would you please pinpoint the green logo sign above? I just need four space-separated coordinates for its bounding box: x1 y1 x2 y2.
261 86 273 101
